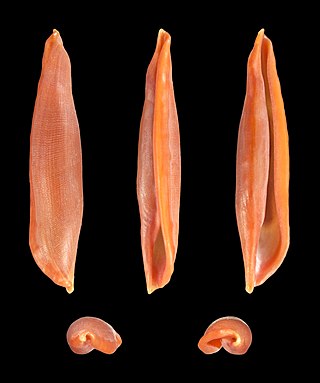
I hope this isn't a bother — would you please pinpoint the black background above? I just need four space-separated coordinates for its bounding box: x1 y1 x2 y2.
8 3 316 379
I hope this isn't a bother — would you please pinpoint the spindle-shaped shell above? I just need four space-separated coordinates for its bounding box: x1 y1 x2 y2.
137 28 181 294
235 28 290 293
29 29 83 293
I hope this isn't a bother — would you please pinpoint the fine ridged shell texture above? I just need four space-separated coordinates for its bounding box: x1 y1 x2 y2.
29 29 83 293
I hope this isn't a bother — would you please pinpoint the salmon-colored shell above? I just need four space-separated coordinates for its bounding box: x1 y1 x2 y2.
137 29 181 294
236 29 289 293
29 29 83 293
66 316 122 355
198 316 252 355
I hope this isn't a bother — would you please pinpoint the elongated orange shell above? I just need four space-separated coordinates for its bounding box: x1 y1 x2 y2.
236 29 290 293
29 29 83 293
137 29 181 294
